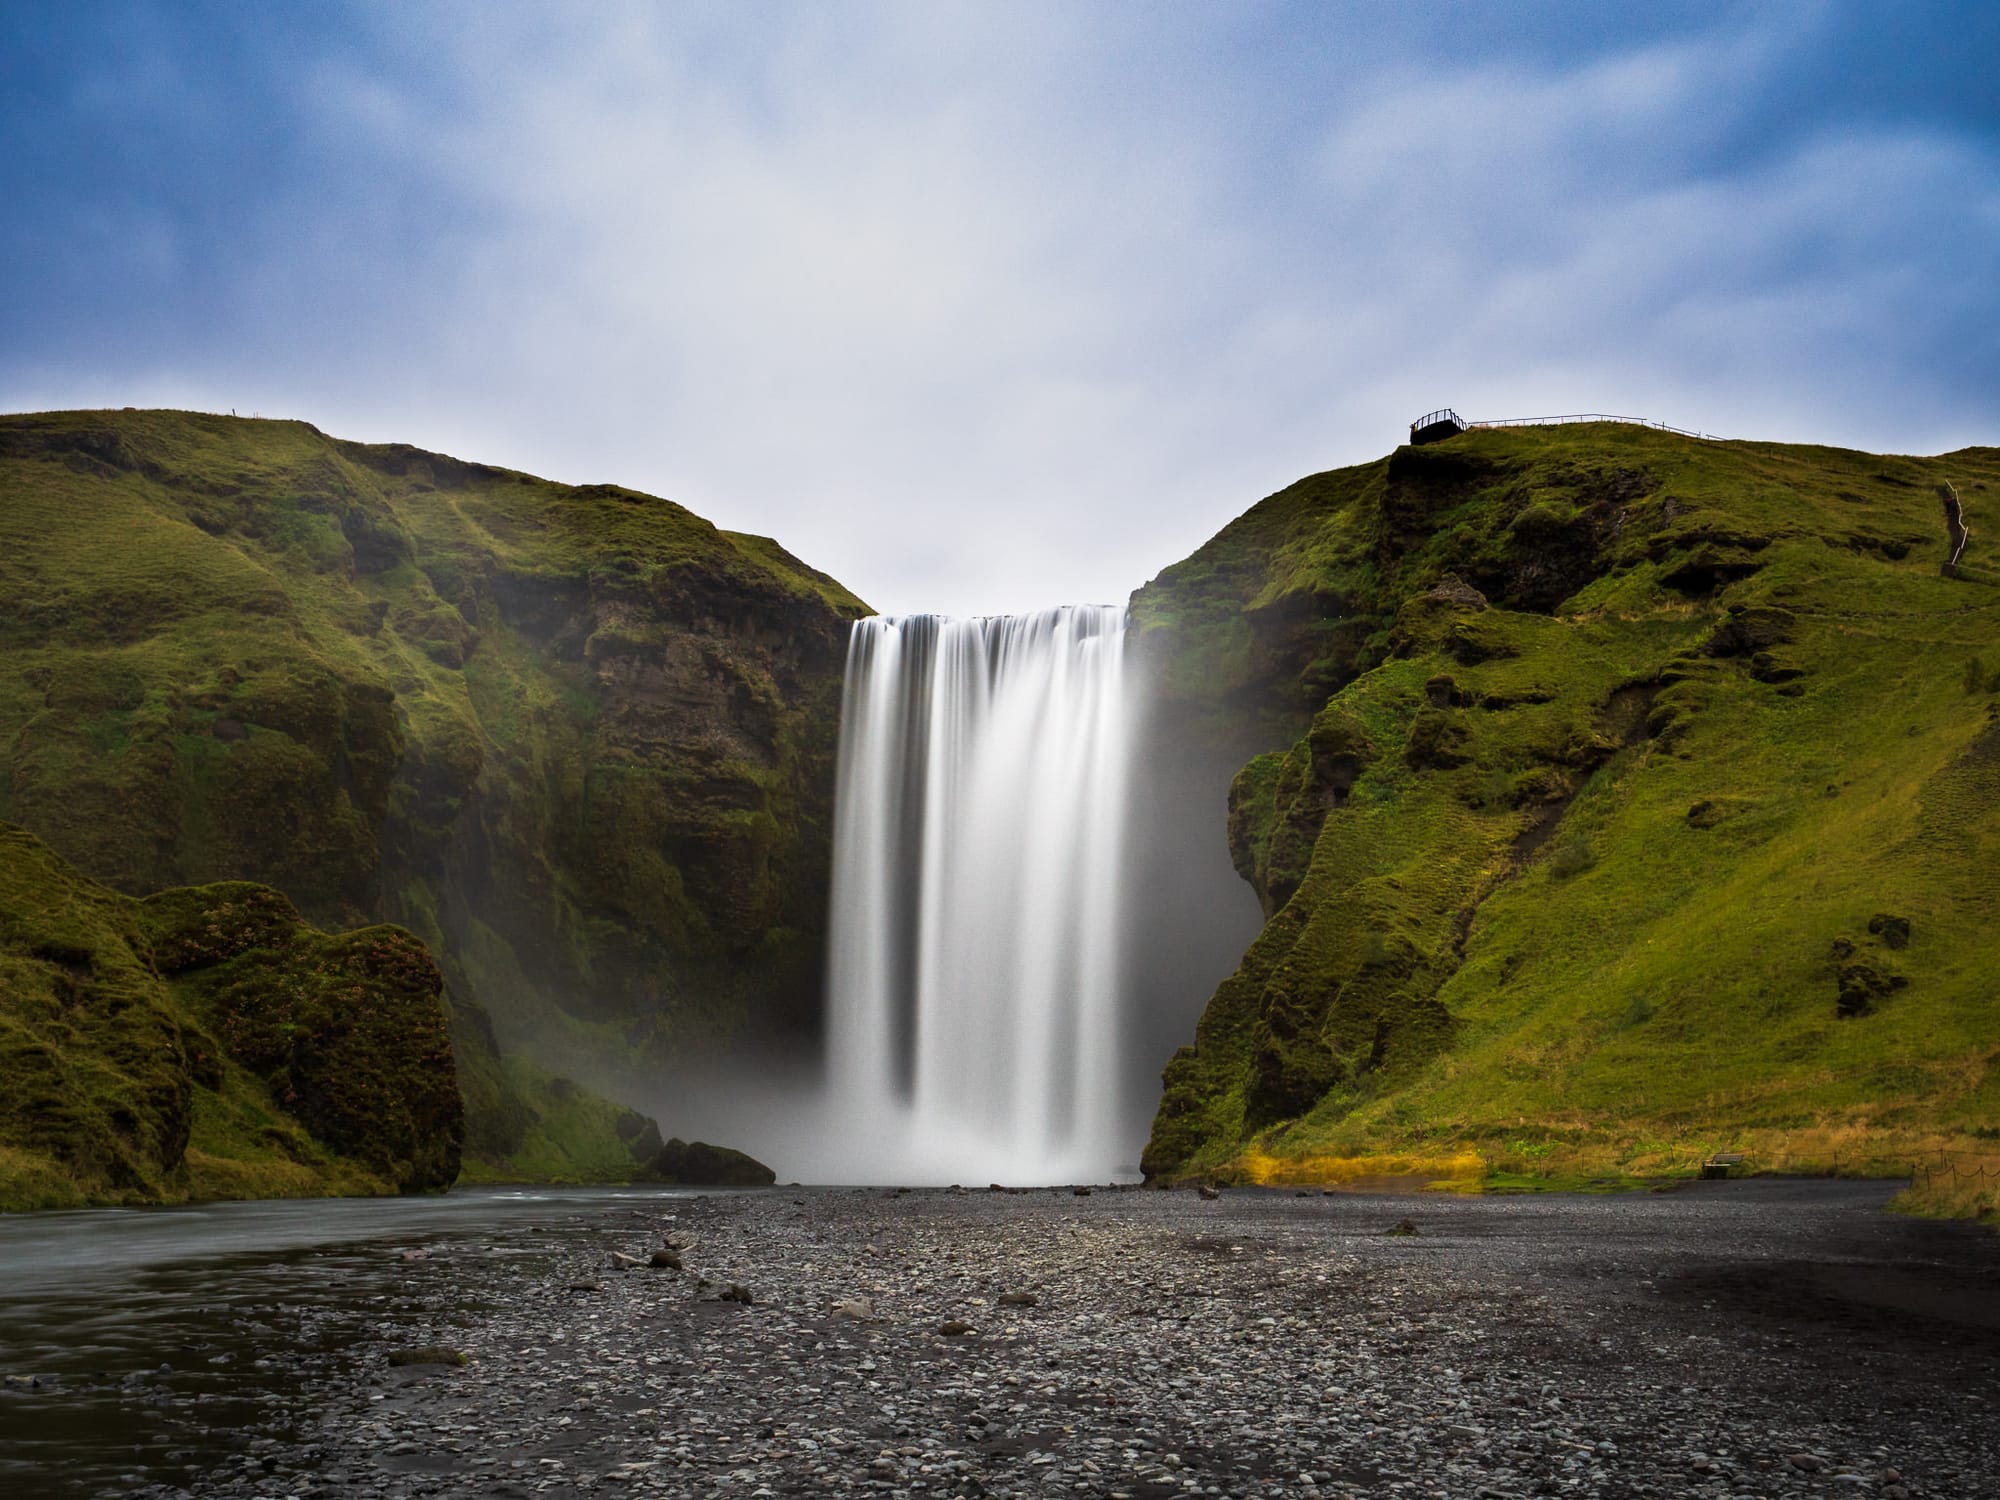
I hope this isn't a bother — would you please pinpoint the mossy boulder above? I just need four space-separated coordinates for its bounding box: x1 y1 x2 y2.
145 898 462 1192
0 822 460 1209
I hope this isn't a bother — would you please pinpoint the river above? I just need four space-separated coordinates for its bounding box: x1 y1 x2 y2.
0 1186 710 1497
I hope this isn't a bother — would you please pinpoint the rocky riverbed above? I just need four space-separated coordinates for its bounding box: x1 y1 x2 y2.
26 1180 2000 1498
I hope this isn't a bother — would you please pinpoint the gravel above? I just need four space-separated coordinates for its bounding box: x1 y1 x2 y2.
131 1179 2000 1498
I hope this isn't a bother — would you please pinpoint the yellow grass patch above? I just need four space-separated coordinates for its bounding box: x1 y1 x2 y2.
1232 1143 1486 1189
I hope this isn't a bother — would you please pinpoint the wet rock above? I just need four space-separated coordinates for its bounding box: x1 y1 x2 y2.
257 1182 1997 1500
386 1347 465 1368
1387 1218 1420 1237
610 1251 646 1269
645 1137 777 1187
649 1248 682 1269
1197 1185 1221 1201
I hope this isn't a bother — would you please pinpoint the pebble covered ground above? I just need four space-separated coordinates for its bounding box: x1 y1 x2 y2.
138 1181 2000 1498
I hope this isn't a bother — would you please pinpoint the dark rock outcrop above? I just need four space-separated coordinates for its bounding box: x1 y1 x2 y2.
645 1137 776 1187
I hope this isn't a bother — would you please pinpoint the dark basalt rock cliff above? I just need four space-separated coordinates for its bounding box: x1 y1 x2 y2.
1134 425 2000 1198
0 410 870 1184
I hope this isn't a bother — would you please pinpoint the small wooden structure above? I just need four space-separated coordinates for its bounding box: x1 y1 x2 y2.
1410 408 1468 446
1699 1151 1746 1180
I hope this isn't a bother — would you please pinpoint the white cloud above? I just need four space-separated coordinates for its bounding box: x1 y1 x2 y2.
8 6 1997 613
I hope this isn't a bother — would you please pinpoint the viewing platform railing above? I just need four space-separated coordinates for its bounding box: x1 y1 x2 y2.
1467 412 1723 440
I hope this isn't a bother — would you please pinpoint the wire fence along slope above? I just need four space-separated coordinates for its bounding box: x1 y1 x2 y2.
1467 412 1724 440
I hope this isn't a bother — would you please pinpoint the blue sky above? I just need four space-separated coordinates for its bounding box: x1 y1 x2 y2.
4 2 1996 615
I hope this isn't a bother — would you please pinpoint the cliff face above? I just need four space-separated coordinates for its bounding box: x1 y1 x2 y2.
0 823 460 1209
0 410 869 1173
1136 426 2000 1200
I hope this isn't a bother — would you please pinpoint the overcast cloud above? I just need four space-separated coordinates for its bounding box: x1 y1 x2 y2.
3 2 1997 614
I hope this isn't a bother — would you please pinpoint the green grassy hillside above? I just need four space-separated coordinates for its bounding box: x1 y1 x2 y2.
0 822 460 1210
1137 425 2000 1215
0 410 869 1180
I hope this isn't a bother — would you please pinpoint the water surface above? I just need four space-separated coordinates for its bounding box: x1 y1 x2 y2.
0 1186 705 1496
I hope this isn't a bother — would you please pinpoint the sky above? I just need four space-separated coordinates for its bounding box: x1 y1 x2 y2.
3 2 1997 617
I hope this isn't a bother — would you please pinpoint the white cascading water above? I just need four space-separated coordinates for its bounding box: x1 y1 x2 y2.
821 606 1132 1184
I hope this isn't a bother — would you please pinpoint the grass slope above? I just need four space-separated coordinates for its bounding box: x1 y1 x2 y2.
1138 425 2000 1217
0 822 460 1211
0 409 869 1181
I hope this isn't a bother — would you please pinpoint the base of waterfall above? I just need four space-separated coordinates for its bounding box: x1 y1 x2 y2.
768 1088 1146 1187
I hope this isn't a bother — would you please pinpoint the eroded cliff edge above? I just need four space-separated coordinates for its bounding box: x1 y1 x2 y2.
1136 425 2000 1208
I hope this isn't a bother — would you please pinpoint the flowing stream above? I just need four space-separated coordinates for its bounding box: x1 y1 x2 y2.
820 606 1133 1184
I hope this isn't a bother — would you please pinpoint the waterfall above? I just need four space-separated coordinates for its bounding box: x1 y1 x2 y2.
823 606 1132 1183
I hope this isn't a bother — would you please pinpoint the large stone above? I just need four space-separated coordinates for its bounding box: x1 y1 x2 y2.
645 1137 777 1187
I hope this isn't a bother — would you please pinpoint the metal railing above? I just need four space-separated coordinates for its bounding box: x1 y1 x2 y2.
1410 408 1467 435
1466 412 1724 440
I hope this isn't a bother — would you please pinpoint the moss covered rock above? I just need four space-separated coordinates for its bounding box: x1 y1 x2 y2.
0 822 459 1209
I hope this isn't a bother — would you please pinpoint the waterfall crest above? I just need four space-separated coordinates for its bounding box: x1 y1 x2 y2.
824 606 1132 1183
